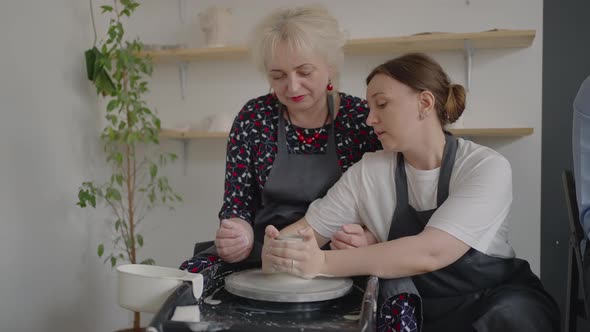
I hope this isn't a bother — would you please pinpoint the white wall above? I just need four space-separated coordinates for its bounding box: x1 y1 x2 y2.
134 0 544 271
0 1 127 331
0 0 543 331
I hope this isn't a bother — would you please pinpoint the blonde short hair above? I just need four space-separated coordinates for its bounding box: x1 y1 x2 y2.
249 4 345 78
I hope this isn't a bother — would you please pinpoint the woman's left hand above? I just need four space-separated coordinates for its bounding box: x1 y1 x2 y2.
263 226 326 279
330 224 378 250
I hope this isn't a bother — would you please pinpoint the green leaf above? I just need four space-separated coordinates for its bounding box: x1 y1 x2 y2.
150 164 157 179
108 127 117 140
148 189 156 204
106 188 121 201
97 244 104 257
125 132 137 144
116 23 125 41
137 234 144 247
103 55 113 72
95 70 116 96
84 47 99 81
106 114 118 126
140 258 156 265
90 52 116 95
139 82 148 92
106 99 119 112
77 187 97 208
158 177 168 191
100 5 113 13
129 113 138 128
115 219 121 231
85 47 116 97
116 174 123 186
108 27 117 41
110 256 117 267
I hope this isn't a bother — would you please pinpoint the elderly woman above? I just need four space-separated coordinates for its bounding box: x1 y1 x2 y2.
263 53 560 332
180 5 381 273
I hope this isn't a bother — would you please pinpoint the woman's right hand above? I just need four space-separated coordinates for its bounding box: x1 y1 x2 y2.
214 218 254 263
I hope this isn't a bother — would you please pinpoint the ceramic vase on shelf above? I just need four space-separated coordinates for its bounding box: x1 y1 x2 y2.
198 6 232 47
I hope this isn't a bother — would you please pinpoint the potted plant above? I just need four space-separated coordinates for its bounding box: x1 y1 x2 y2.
77 1 182 330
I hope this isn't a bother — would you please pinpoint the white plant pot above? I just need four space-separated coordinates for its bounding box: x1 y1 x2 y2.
117 264 203 313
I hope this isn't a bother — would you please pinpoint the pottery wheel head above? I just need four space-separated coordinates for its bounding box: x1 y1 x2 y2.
224 269 353 303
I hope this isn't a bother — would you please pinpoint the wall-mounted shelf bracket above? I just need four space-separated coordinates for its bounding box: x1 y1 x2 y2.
181 139 189 175
178 0 187 23
178 62 188 100
464 39 474 91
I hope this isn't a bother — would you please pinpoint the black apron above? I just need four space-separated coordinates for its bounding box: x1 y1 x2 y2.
198 95 340 262
251 94 342 247
380 134 560 332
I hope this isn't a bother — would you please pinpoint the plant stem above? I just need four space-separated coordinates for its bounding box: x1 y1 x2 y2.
89 0 97 46
113 2 141 329
107 148 133 260
126 141 136 264
134 311 140 331
105 197 133 260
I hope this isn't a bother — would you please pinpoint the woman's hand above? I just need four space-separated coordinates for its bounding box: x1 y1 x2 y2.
263 225 326 279
261 225 281 274
330 224 377 250
214 218 254 263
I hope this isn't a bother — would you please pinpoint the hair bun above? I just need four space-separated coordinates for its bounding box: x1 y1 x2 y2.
444 84 466 124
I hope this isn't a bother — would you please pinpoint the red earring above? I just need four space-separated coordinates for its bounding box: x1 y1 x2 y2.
327 80 333 91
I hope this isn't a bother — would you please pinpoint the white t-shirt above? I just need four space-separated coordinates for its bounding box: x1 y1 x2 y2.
305 138 516 258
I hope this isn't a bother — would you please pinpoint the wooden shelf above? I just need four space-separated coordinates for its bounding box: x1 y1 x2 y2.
160 129 229 139
141 29 535 63
142 45 249 63
448 127 534 136
160 127 533 139
344 29 535 55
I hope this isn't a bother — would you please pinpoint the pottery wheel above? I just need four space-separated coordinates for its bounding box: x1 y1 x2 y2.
224 269 353 303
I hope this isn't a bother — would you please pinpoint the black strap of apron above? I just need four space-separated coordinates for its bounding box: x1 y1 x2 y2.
437 133 458 206
387 133 458 241
391 151 410 234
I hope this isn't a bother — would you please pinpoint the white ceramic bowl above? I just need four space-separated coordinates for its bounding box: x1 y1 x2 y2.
116 264 203 313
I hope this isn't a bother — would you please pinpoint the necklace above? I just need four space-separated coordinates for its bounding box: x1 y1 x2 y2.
285 108 331 145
